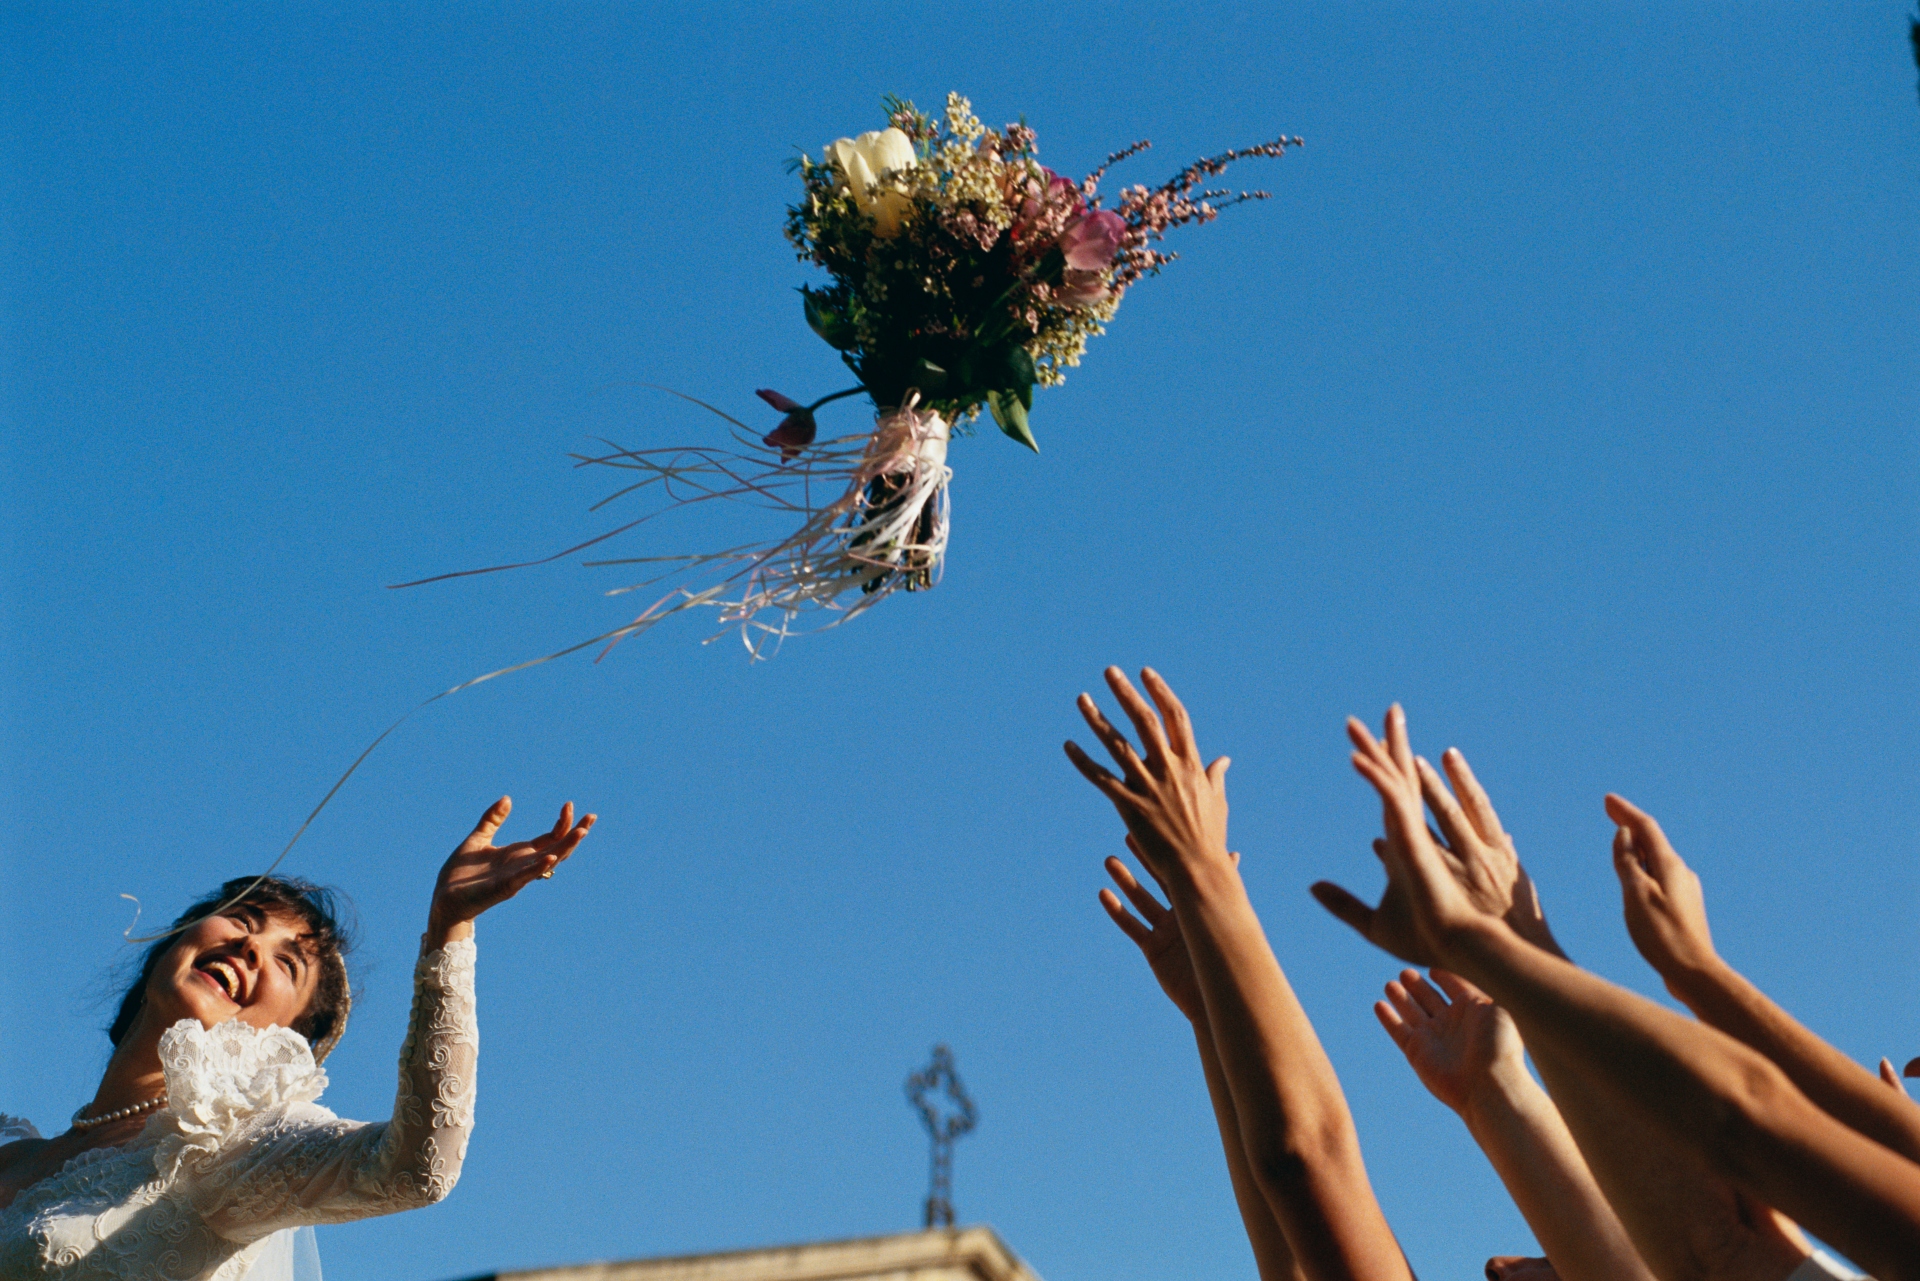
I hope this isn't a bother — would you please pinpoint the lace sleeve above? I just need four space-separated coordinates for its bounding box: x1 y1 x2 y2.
202 937 478 1241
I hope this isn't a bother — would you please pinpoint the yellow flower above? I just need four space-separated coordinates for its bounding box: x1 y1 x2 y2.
824 127 916 237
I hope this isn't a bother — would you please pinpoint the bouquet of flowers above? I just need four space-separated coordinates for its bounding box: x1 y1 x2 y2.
403 93 1300 658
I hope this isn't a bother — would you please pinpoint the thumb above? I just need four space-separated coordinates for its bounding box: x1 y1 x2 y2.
1311 881 1376 936
1206 755 1231 788
1880 1058 1910 1095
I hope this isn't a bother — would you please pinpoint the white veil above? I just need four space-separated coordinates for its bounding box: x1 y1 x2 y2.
239 1227 323 1281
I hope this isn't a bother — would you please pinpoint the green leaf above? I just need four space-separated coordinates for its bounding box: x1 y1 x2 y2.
988 390 1039 453
802 290 856 350
1007 346 1037 409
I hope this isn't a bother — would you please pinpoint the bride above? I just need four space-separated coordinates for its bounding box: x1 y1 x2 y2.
0 795 595 1280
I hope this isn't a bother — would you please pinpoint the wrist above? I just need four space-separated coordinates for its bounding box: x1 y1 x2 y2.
425 906 474 949
1657 950 1731 1010
1434 913 1515 975
1457 1054 1537 1130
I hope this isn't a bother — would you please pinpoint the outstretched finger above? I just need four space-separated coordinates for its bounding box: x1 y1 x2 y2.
466 797 513 848
1105 667 1171 769
1429 967 1490 1007
1140 667 1197 760
1065 740 1137 807
1612 824 1655 889
1077 694 1148 782
1347 716 1398 776
1604 795 1682 874
1374 1000 1413 1051
1352 750 1425 843
549 812 596 865
1442 748 1507 846
1105 855 1169 925
1384 977 1432 1027
1310 880 1376 937
550 802 575 839
1399 968 1449 1018
1384 704 1416 781
1098 887 1155 951
1416 757 1476 856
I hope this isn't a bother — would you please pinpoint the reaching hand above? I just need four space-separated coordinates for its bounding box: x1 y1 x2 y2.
1064 667 1231 883
1418 748 1563 958
1099 838 1217 1022
1605 795 1718 996
1312 706 1510 966
428 797 596 941
1375 967 1525 1119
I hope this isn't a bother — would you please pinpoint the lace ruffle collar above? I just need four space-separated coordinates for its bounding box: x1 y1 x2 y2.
152 1018 329 1181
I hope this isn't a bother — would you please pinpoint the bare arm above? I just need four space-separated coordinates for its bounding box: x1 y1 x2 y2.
1375 968 1655 1281
1329 726 1920 1281
1100 854 1305 1281
1067 668 1411 1281
1610 794 1920 1165
1342 743 1811 1281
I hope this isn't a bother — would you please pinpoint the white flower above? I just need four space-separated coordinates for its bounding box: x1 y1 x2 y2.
824 127 916 237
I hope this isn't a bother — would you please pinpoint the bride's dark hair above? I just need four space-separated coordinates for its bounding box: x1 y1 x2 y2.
108 876 357 1061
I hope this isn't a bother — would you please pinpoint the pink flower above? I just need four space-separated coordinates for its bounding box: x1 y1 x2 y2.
1058 208 1126 271
1055 269 1110 306
757 389 816 460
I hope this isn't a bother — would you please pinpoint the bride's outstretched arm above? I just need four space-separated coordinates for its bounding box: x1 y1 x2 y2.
205 798 595 1240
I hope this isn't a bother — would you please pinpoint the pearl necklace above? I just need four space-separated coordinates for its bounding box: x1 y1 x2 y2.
70 1092 167 1131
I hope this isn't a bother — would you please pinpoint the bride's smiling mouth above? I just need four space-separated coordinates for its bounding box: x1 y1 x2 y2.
193 956 247 1004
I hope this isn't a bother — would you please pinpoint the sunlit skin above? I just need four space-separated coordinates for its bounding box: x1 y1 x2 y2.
0 795 594 1211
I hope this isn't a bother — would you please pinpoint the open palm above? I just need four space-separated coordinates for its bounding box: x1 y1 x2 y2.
1375 968 1522 1116
430 797 596 932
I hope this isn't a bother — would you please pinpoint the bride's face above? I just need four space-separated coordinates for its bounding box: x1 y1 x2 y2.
146 909 323 1035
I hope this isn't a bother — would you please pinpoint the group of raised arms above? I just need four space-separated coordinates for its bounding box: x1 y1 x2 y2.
1065 666 1920 1281
6 667 1915 1281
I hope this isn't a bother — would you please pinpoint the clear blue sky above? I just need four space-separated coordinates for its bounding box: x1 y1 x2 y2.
4 5 1916 1279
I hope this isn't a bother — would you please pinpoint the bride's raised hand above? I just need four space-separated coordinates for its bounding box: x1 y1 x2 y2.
427 797 597 944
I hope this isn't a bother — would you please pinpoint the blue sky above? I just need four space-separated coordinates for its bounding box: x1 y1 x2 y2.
4 4 1916 1279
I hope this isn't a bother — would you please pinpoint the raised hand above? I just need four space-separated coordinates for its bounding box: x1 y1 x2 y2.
1064 667 1230 883
428 797 597 944
1313 706 1510 966
1605 795 1717 995
1099 838 1218 1022
1418 749 1563 958
1375 968 1525 1119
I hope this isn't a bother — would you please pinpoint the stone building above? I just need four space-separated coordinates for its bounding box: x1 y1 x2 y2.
451 1226 1041 1281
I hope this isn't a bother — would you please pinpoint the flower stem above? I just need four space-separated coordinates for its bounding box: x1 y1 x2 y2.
807 386 869 412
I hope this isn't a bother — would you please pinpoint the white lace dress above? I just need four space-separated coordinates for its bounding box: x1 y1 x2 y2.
0 938 476 1281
